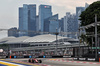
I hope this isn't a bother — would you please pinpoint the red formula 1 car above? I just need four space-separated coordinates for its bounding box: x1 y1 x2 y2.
28 58 42 63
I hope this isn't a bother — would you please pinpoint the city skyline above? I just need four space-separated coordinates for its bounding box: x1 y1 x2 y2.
0 0 97 29
0 0 98 39
8 4 85 38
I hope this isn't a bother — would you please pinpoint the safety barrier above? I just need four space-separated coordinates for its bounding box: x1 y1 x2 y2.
5 55 71 58
73 57 97 61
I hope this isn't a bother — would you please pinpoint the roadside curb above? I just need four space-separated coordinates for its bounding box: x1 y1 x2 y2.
49 59 100 65
13 60 54 66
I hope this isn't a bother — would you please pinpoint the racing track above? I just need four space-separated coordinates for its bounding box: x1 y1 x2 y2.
1 58 100 66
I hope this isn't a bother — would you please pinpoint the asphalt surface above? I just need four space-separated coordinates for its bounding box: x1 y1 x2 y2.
40 58 100 66
2 58 100 66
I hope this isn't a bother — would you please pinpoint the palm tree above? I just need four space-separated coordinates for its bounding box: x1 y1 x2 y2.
80 34 89 46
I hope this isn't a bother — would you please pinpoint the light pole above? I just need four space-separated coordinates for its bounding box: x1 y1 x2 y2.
78 24 81 57
80 14 100 60
95 14 98 60
55 28 59 55
92 36 94 54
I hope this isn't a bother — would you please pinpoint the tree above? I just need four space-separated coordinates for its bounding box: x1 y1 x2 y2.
0 44 9 51
80 34 87 45
80 1 100 45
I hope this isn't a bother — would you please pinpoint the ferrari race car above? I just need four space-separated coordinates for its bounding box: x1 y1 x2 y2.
28 58 42 63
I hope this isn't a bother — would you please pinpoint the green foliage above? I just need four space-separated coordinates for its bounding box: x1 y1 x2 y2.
80 1 100 27
0 44 9 50
80 1 100 46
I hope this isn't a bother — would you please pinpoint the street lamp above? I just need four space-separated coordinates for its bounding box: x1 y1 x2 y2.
95 14 98 60
55 28 59 55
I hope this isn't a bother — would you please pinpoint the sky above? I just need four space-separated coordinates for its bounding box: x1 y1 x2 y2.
0 0 98 39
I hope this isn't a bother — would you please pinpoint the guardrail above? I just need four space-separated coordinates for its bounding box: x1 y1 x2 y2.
11 43 84 51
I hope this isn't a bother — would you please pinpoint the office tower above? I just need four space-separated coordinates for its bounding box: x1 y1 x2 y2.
49 14 59 33
59 18 64 32
64 12 78 38
28 4 36 36
85 3 89 9
19 7 23 31
76 4 89 36
64 12 70 33
39 5 52 32
44 14 59 33
76 3 89 25
44 18 50 32
36 15 39 31
76 7 85 25
8 27 18 37
19 4 36 37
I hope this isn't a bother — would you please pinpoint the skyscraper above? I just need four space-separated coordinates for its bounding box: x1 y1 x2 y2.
28 4 36 36
36 15 39 31
76 7 85 25
39 5 52 32
19 5 28 36
76 4 89 36
85 3 89 9
64 12 78 38
64 12 70 33
44 14 59 33
76 3 89 25
44 17 50 32
59 18 64 32
19 7 23 31
49 14 59 33
19 4 36 37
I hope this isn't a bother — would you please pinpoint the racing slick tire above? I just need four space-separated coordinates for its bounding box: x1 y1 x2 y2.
38 60 42 63
32 60 36 63
28 59 31 62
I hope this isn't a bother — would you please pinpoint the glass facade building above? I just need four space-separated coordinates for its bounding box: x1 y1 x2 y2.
39 5 52 32
49 14 59 33
36 15 39 31
44 18 50 32
64 12 78 38
28 5 36 36
19 7 23 31
76 7 85 25
44 14 59 33
76 4 89 37
76 3 89 26
59 18 64 32
19 4 36 37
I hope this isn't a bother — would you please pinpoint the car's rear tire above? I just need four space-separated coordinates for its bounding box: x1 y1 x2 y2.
38 60 42 63
32 60 35 63
29 59 31 62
